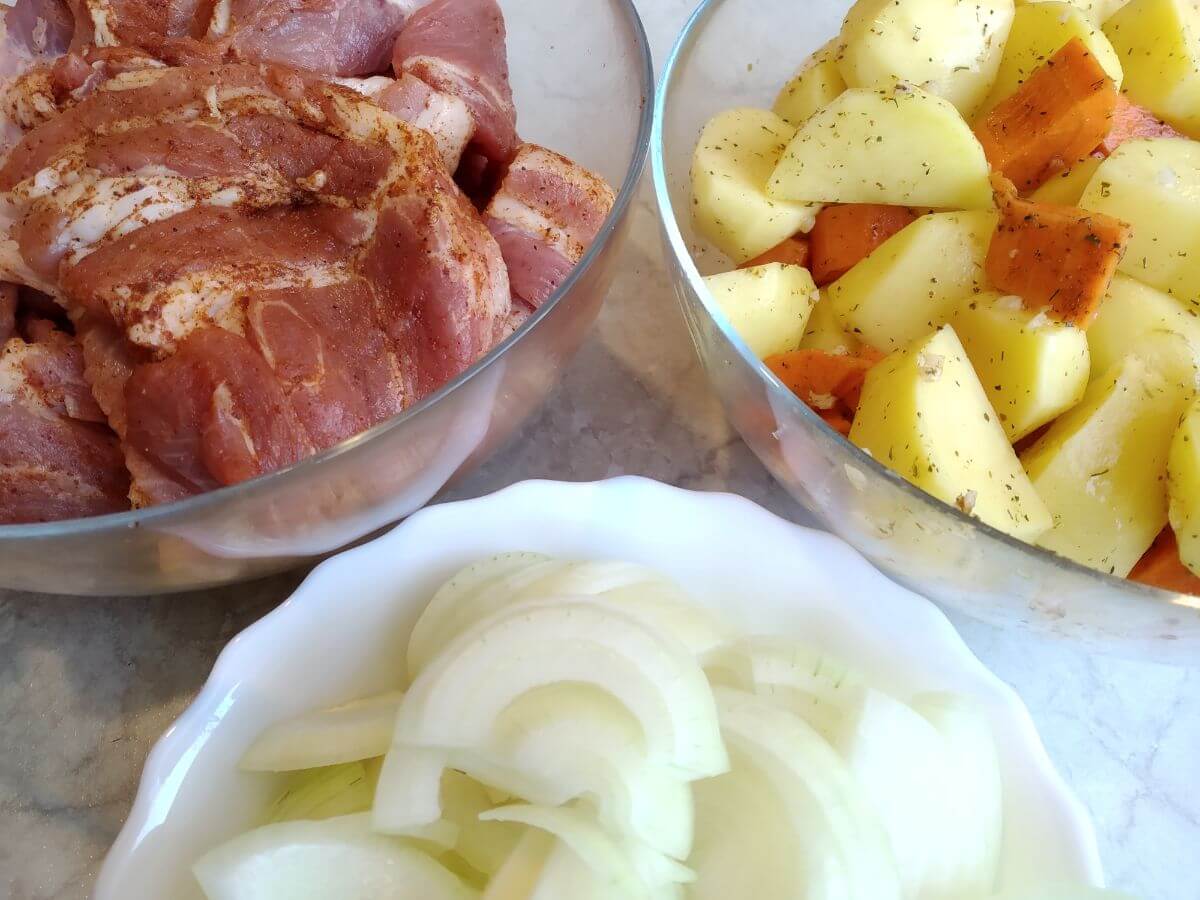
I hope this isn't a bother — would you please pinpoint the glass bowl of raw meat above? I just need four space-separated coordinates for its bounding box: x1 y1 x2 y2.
0 0 652 594
653 0 1200 661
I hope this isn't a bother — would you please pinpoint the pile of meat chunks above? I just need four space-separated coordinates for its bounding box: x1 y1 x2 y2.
0 0 614 521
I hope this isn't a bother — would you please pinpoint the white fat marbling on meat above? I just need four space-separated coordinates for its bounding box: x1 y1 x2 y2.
209 381 258 456
403 55 510 115
86 0 120 48
410 89 472 171
486 194 582 262
98 67 169 93
207 0 232 38
31 167 293 268
125 262 354 354
506 144 610 250
330 76 395 97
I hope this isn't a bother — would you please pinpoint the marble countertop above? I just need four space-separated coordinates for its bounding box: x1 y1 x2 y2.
1 3 1198 898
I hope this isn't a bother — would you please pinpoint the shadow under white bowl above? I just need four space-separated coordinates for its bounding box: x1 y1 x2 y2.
95 477 1104 899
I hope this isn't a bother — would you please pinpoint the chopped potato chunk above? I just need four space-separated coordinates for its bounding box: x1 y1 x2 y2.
1022 332 1197 576
704 264 819 359
829 210 996 352
691 108 819 264
767 87 993 209
851 325 1052 541
951 292 1090 441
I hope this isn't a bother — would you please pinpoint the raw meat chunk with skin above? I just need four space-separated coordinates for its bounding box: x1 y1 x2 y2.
68 0 420 76
0 312 129 523
374 73 474 171
0 63 510 505
393 0 517 164
0 0 75 153
485 144 616 307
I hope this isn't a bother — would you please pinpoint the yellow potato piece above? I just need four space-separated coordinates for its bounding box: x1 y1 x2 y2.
851 326 1052 540
1017 0 1131 24
951 292 1091 441
800 294 862 356
1168 398 1200 576
829 210 997 352
837 0 1014 118
774 41 847 128
767 87 993 208
1104 0 1200 136
1028 156 1103 206
1080 138 1200 303
691 108 819 264
977 2 1122 116
1088 274 1200 379
703 264 819 359
1021 332 1198 576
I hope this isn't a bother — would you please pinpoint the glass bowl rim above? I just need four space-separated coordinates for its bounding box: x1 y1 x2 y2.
0 0 656 542
649 0 1194 612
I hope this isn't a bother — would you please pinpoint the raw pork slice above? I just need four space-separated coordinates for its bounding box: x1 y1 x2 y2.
0 304 129 523
0 63 510 505
67 0 419 76
485 144 616 307
393 0 517 164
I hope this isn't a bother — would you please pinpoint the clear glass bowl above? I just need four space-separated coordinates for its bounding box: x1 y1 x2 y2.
652 0 1200 662
0 0 653 597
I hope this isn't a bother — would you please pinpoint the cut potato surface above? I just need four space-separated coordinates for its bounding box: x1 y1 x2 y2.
837 0 1014 117
1022 332 1198 576
1018 0 1131 22
1088 274 1200 379
1080 138 1200 302
767 87 992 209
1168 398 1200 577
951 292 1090 441
774 41 847 128
800 294 862 356
1103 0 1200 136
704 264 819 360
829 210 996 352
691 108 819 263
1029 156 1102 206
850 326 1052 541
978 2 1122 116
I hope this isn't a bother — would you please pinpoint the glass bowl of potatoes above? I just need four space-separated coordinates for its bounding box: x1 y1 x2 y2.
653 0 1200 660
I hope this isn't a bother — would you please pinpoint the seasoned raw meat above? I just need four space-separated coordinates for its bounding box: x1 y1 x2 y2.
485 144 615 307
0 306 129 523
393 0 517 164
0 63 510 505
66 0 418 76
357 72 474 170
1 0 76 153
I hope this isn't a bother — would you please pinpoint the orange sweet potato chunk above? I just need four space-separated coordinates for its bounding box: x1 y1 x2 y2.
808 204 918 286
974 37 1118 191
739 236 811 270
985 176 1130 327
1129 529 1200 596
765 347 884 434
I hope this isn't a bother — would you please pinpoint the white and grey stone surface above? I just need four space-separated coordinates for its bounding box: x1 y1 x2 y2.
1 4 1197 898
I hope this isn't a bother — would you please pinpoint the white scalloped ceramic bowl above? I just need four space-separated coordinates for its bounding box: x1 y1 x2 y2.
94 477 1104 899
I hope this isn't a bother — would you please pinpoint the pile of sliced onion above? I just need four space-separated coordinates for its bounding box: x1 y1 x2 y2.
193 553 1125 900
